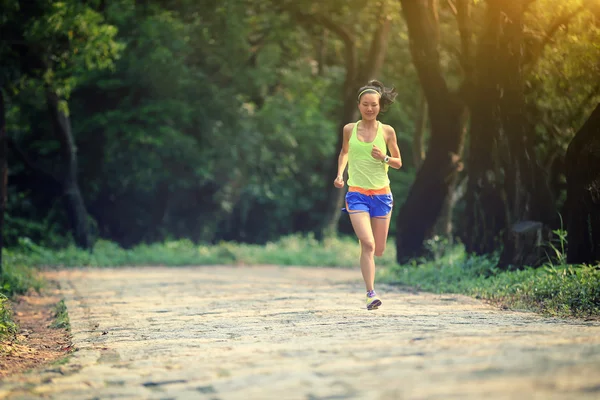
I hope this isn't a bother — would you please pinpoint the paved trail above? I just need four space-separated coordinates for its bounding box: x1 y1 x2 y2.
1 266 600 399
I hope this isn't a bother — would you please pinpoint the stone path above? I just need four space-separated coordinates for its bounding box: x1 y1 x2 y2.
1 265 600 399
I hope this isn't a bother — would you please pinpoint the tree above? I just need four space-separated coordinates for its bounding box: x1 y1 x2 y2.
395 0 468 262
46 91 93 249
527 0 600 213
565 103 600 265
0 0 122 249
65 0 345 245
397 0 598 267
463 0 598 268
0 90 6 274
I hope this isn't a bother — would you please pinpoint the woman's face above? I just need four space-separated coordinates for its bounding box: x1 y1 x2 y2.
358 93 380 121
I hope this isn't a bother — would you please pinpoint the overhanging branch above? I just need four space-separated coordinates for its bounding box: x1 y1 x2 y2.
541 5 585 50
358 9 392 83
456 0 472 76
278 2 354 49
278 2 357 93
527 4 586 66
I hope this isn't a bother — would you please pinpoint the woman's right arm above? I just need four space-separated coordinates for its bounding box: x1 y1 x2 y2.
334 124 353 188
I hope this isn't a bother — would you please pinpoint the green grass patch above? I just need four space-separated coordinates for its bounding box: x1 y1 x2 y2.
50 299 70 331
0 293 18 339
7 235 397 269
1 262 44 297
50 354 73 367
0 257 44 342
378 246 600 318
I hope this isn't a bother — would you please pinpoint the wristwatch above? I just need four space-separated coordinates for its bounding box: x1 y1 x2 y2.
384 155 390 164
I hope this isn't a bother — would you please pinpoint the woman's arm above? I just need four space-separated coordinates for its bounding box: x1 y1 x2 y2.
384 125 403 170
334 123 354 187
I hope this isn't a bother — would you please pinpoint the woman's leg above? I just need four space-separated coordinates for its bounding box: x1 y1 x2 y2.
371 212 392 257
348 212 376 291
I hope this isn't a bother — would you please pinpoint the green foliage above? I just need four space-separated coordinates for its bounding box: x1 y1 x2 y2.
1 0 123 97
544 226 569 267
0 241 44 342
478 264 600 317
381 227 600 318
4 189 73 249
0 250 44 297
0 294 18 340
3 0 418 246
526 0 600 203
57 0 352 244
3 0 600 254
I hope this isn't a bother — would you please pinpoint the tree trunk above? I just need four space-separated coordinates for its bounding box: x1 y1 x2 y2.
495 2 546 269
433 113 468 242
412 90 427 170
565 103 600 265
463 1 556 268
46 91 93 250
395 0 467 262
316 28 328 76
0 90 6 275
322 90 359 237
462 1 506 255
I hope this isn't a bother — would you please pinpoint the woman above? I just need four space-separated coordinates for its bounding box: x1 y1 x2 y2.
334 80 402 310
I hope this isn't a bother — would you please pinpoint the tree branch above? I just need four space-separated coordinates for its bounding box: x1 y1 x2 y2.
358 9 392 83
412 90 428 169
527 4 585 66
279 3 354 49
446 0 457 15
573 82 600 123
279 2 357 95
400 0 450 106
456 0 472 76
541 5 584 50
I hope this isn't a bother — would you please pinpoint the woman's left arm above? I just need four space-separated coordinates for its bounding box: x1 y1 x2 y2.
385 125 403 170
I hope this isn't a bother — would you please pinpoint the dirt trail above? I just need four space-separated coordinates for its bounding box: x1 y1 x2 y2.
1 265 599 399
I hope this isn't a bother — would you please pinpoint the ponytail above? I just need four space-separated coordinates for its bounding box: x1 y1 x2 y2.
357 80 397 113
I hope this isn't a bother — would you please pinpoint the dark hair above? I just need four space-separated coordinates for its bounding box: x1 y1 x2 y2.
357 80 397 113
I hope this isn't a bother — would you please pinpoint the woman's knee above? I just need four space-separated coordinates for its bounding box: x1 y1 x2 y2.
360 239 376 254
375 244 386 257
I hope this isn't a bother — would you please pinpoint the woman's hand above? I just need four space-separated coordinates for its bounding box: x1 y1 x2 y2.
371 145 386 161
333 175 344 188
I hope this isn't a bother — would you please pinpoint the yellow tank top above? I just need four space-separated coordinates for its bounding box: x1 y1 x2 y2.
347 121 389 189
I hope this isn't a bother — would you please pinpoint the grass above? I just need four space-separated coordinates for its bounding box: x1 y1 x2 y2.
6 235 398 269
378 244 600 318
0 293 18 339
1 261 44 297
0 260 45 342
49 299 70 331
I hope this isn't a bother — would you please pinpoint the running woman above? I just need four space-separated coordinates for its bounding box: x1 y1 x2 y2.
334 80 402 310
